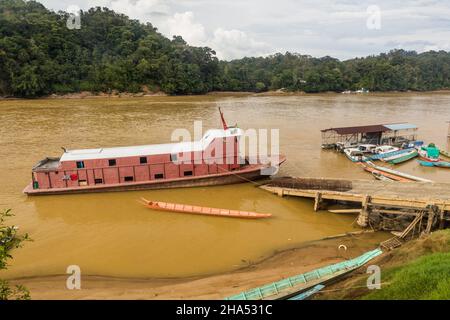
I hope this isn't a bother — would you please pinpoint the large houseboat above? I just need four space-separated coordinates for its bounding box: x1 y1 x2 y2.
23 111 285 196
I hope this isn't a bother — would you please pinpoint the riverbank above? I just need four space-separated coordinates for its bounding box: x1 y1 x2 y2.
3 89 450 100
8 232 389 300
316 229 450 299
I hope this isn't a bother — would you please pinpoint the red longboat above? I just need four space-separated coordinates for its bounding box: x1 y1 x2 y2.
23 111 286 196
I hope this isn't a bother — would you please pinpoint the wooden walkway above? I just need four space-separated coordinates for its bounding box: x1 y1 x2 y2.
261 177 450 212
261 177 450 234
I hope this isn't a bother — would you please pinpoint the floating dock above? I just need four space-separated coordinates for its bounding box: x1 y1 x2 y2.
261 177 450 235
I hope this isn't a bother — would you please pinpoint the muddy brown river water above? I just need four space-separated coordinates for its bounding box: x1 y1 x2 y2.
0 93 449 279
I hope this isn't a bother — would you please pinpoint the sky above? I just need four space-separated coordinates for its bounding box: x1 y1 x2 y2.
39 0 450 60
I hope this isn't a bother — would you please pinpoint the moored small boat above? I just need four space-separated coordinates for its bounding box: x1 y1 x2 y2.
344 148 367 162
363 161 432 182
360 163 412 182
418 160 450 168
418 143 441 162
141 198 272 219
369 146 401 160
384 149 418 164
371 171 395 181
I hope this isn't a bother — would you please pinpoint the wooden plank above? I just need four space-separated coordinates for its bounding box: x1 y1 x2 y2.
261 185 450 211
400 211 425 239
328 209 361 214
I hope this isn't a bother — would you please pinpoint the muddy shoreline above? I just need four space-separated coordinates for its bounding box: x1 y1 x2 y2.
9 232 390 300
2 89 450 100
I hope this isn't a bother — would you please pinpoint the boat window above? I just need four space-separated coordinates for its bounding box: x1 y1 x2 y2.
76 161 85 169
94 178 103 184
124 176 134 182
154 173 164 179
184 170 193 176
140 157 147 164
170 154 178 162
108 159 116 166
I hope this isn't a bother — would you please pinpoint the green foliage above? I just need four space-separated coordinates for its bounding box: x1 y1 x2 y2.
0 209 31 300
1 1 450 97
0 0 219 97
363 252 450 300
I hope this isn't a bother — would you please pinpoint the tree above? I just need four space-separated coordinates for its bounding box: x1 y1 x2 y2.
0 209 31 300
1 1 450 97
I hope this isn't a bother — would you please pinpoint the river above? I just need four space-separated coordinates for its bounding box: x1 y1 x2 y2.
0 92 449 279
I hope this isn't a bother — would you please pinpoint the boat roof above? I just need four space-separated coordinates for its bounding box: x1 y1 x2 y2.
321 123 417 134
60 128 243 162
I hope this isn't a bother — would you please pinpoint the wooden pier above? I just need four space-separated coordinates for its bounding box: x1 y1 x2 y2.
261 177 450 238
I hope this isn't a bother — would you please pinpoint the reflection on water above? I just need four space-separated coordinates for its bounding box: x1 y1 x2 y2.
0 93 449 278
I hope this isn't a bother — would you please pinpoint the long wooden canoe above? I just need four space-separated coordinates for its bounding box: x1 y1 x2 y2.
358 162 413 182
141 198 272 219
363 161 432 182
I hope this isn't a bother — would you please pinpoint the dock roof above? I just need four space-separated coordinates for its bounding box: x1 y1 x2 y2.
321 123 417 135
321 124 388 135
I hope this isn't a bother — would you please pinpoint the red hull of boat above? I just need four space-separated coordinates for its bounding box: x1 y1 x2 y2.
23 157 286 196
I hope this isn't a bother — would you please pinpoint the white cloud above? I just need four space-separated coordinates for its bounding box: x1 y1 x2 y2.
160 11 273 60
165 11 207 46
211 28 273 60
108 0 170 22
39 0 450 60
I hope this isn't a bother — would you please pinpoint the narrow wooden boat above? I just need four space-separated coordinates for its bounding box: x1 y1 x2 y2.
418 160 450 168
385 149 418 164
434 161 450 168
225 248 382 300
287 285 325 300
371 171 395 181
417 160 435 167
141 198 272 219
359 163 412 182
365 161 432 182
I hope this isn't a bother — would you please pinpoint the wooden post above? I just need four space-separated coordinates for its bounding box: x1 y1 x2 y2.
425 205 437 234
439 204 446 230
277 188 284 197
357 195 371 227
314 192 322 212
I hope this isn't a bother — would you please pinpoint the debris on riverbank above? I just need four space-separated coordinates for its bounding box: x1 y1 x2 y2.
315 229 450 300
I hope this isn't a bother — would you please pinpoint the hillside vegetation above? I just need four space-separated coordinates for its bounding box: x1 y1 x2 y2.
2 0 450 97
